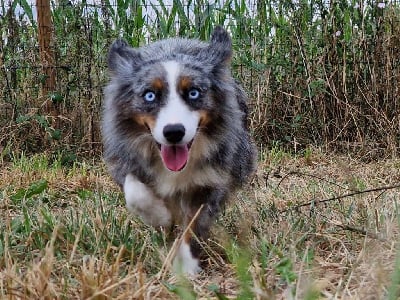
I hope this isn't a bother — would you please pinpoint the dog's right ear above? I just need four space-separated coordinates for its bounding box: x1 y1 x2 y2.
108 39 142 75
195 26 232 71
210 26 232 62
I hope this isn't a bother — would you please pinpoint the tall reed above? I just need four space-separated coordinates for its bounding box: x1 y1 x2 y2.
0 0 399 158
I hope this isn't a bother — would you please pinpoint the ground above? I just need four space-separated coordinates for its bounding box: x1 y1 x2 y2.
0 148 399 299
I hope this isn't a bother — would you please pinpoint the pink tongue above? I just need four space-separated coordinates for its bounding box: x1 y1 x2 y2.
160 144 189 171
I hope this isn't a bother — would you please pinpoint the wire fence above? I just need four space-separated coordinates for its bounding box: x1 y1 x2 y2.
1 0 400 159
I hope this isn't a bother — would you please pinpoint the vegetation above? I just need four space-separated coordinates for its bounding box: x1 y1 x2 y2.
1 150 400 298
0 0 399 157
1 0 400 298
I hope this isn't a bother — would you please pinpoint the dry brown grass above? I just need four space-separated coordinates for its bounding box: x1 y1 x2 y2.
1 150 399 299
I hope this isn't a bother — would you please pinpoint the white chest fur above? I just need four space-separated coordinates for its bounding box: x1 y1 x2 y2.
155 165 228 198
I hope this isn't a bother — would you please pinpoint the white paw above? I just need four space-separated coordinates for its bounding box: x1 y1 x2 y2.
173 241 202 275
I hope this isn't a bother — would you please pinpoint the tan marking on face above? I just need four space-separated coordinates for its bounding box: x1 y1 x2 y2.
178 76 192 92
198 110 212 127
151 78 164 91
133 114 156 130
188 134 209 163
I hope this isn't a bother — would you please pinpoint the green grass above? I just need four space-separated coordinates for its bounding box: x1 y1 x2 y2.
1 151 400 298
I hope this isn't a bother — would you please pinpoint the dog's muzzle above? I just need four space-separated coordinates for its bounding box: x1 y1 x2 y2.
159 123 193 172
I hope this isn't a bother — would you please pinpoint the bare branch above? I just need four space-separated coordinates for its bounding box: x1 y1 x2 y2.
280 184 400 214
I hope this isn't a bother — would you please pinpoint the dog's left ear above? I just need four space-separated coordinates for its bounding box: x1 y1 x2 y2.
108 39 143 76
201 26 232 66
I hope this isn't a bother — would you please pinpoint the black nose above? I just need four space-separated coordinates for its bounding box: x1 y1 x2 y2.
163 124 186 143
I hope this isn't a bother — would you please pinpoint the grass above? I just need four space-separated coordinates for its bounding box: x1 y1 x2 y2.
1 150 399 299
1 1 399 297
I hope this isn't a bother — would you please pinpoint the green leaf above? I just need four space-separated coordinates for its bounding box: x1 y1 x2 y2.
208 284 230 300
10 179 48 202
16 115 31 124
50 92 63 104
227 243 254 299
18 0 35 24
343 10 352 42
49 128 61 140
34 115 50 129
275 257 297 284
162 281 197 300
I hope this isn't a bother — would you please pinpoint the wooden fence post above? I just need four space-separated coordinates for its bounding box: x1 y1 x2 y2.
36 0 57 115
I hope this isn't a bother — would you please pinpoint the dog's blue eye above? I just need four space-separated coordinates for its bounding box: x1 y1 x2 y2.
188 89 200 100
143 91 156 102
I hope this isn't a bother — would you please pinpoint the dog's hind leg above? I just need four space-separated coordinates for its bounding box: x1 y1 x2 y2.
173 187 228 275
173 233 202 275
124 173 172 228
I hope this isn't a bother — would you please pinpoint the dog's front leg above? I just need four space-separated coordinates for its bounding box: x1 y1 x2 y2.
123 173 172 228
173 187 228 275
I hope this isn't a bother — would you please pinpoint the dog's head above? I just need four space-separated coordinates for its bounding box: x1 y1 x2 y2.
106 27 233 172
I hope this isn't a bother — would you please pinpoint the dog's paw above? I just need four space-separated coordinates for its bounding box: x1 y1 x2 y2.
173 241 202 276
124 174 172 227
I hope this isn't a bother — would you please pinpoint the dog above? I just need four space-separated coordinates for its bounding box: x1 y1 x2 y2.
102 26 256 275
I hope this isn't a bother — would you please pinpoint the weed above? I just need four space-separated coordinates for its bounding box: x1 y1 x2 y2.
1 153 400 297
1 0 400 156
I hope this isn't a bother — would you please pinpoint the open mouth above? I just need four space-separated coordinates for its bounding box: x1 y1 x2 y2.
159 141 193 172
